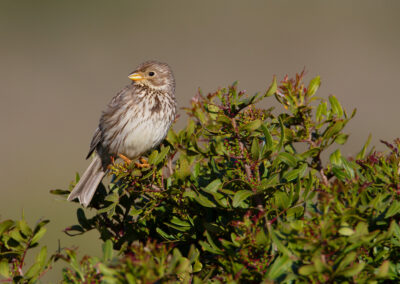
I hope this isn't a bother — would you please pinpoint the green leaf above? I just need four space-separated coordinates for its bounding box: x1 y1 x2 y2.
232 190 253 207
239 94 259 111
176 257 190 274
259 173 279 191
170 217 191 227
193 260 203 273
0 220 14 235
166 129 179 145
277 116 285 151
175 158 191 180
255 230 268 246
267 224 293 257
312 254 326 273
251 138 261 160
265 76 277 97
204 231 223 254
195 193 216 208
65 249 84 280
286 206 304 219
265 255 292 280
282 168 299 182
330 149 342 166
376 260 390 278
98 263 116 277
341 157 355 179
323 121 344 140
356 134 372 159
299 264 316 276
9 229 24 242
0 259 10 278
211 192 229 207
316 101 327 122
104 190 119 203
261 123 273 150
154 146 170 165
339 262 365 277
241 119 262 132
350 107 357 118
165 222 191 232
126 274 135 284
203 179 222 194
186 119 196 137
300 148 320 159
335 133 349 145
49 189 70 195
36 246 47 268
282 163 307 182
332 167 347 181
339 227 355 236
206 104 220 119
307 76 321 97
147 149 159 164
278 152 298 167
329 95 344 117
336 251 357 272
156 227 174 240
77 208 90 229
385 200 400 218
217 114 231 125
75 172 80 182
274 191 290 209
102 240 113 261
25 262 41 279
18 219 32 236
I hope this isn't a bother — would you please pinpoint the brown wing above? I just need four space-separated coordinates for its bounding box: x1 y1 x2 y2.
86 127 102 159
86 84 136 159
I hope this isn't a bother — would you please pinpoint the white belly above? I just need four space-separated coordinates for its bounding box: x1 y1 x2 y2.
120 117 170 158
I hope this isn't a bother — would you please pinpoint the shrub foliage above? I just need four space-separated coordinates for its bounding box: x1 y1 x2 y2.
1 73 400 283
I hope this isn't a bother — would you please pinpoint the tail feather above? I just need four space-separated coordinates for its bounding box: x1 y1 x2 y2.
67 155 106 207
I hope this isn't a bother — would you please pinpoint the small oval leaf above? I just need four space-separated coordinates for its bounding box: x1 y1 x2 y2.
232 190 253 207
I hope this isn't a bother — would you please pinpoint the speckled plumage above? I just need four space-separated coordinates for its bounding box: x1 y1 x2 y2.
68 61 176 207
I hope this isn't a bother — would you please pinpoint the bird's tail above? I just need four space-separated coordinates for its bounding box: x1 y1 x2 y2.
67 155 105 207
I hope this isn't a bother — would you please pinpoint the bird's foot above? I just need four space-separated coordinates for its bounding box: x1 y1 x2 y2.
118 154 132 165
135 157 150 168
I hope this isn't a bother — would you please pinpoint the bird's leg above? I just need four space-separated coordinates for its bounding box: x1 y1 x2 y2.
135 157 150 168
118 154 132 165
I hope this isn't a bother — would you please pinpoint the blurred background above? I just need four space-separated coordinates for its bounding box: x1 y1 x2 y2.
0 0 399 281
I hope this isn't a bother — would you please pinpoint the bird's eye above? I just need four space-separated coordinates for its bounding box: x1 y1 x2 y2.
148 71 155 76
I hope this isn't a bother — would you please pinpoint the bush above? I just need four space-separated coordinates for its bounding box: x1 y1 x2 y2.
1 72 400 283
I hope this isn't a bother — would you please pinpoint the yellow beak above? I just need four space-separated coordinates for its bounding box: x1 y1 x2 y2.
128 72 144 81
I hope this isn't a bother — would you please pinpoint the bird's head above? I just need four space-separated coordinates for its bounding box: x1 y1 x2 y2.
128 61 175 94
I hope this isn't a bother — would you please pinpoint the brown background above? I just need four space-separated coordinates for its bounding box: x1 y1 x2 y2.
0 0 399 281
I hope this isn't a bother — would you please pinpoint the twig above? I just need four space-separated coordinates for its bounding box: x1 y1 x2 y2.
18 233 35 276
167 151 177 177
150 185 163 192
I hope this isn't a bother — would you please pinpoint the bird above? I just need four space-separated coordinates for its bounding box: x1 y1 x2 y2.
67 61 177 207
